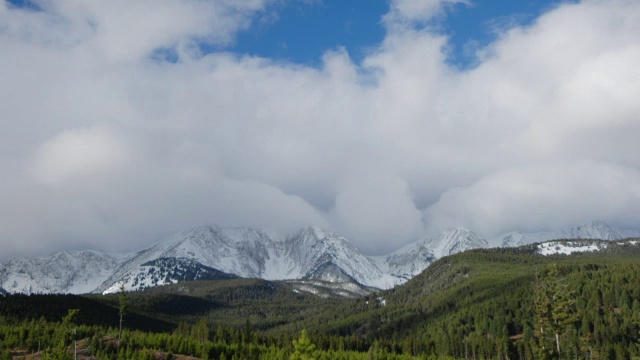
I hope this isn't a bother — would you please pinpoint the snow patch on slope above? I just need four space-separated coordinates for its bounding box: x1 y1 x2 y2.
537 241 606 256
491 221 640 248
102 257 236 294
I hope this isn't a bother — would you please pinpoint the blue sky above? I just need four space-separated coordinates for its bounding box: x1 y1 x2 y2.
7 0 574 67
228 0 572 68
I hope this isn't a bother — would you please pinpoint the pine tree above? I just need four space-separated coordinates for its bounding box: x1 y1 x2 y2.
118 283 128 346
193 318 209 344
291 329 316 360
534 264 578 358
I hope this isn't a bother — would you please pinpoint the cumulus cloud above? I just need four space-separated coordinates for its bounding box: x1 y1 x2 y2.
331 169 423 254
30 126 130 185
1 0 640 259
425 162 640 237
4 0 269 60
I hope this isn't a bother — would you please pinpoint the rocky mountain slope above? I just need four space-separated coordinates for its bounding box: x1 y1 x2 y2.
489 220 640 247
97 226 401 294
0 250 121 294
101 257 238 294
1 221 638 295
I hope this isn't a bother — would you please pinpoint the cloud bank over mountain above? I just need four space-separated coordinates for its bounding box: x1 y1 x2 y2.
1 0 640 258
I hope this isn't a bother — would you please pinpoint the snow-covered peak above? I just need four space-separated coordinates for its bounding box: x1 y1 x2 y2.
90 225 404 293
490 221 640 248
218 226 275 244
374 228 486 283
377 241 436 281
292 227 352 247
284 227 400 289
0 250 121 294
565 221 623 240
102 257 236 294
5 221 638 296
425 228 488 259
303 226 332 241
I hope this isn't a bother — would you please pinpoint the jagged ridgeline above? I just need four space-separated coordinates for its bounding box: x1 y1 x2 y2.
1 239 640 359
2 221 638 296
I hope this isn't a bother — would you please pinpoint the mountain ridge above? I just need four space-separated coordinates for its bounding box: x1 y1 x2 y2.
2 221 639 295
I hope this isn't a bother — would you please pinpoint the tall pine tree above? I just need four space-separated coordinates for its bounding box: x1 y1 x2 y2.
291 329 316 360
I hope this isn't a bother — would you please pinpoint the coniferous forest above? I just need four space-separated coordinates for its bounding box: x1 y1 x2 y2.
2 240 640 359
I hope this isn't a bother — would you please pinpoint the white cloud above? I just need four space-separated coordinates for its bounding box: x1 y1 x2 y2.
384 0 470 27
330 170 424 254
424 162 640 236
15 0 269 62
1 0 640 258
30 126 130 185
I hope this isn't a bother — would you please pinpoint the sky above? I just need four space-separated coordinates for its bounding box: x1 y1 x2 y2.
1 0 640 259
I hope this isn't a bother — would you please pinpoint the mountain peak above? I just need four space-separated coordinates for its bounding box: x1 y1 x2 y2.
426 228 488 258
490 220 640 247
6 222 638 296
298 226 337 241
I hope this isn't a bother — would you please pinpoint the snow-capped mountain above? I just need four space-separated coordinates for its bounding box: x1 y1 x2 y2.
282 227 400 289
94 226 273 294
2 221 639 296
375 228 487 281
489 221 640 248
95 226 400 294
373 242 436 281
0 250 121 294
102 257 237 294
425 228 489 259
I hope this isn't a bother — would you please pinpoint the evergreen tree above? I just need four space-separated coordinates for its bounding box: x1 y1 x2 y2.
119 283 128 345
291 329 316 360
193 318 209 344
534 264 578 358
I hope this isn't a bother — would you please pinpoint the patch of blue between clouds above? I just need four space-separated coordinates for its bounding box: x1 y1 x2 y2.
442 0 579 70
5 0 578 70
225 0 578 70
6 0 41 11
226 0 389 68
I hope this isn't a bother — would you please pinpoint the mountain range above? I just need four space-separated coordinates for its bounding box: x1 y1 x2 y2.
1 220 638 295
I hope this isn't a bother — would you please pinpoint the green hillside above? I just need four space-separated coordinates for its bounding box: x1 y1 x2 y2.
2 239 640 359
289 240 640 358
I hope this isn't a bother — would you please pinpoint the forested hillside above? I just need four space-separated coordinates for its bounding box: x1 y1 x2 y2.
1 239 640 359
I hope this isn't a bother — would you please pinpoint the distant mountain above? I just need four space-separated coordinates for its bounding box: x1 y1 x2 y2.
489 221 640 248
94 226 401 294
102 257 237 294
2 221 639 296
283 227 400 289
372 242 436 282
0 250 120 294
425 228 489 258
373 228 486 281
